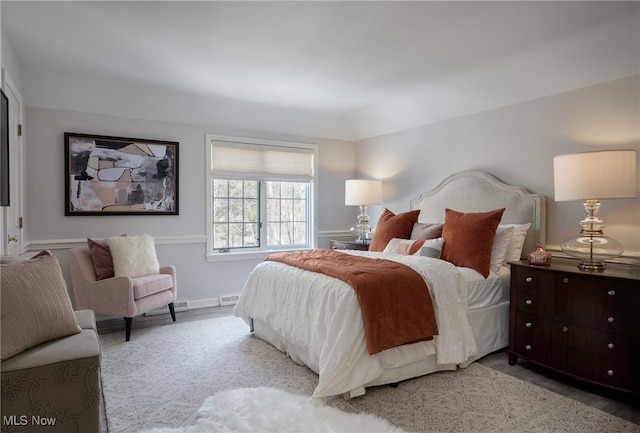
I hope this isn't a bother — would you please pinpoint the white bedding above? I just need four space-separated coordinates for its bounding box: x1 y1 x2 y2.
458 266 510 311
234 250 478 398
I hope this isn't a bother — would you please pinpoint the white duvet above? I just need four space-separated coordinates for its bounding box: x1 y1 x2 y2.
234 251 477 398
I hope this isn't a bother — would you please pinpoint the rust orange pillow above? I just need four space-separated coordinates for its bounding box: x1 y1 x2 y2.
440 208 505 278
369 209 421 252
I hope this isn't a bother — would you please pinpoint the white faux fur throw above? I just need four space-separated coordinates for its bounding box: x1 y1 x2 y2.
138 387 406 433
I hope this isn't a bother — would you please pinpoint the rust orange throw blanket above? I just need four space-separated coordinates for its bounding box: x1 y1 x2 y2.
265 249 438 355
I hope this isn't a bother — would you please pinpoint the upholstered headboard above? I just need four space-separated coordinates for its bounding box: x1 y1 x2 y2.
410 170 546 259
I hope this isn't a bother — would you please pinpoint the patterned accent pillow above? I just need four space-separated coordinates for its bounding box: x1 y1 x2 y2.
410 222 443 240
369 209 421 252
383 238 426 255
416 237 445 258
1 254 81 360
440 208 505 278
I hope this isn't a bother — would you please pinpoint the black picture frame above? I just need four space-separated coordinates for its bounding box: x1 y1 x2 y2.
64 133 179 215
1 88 9 207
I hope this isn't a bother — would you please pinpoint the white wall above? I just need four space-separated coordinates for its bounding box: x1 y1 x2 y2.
24 107 356 304
356 75 640 259
1 28 22 94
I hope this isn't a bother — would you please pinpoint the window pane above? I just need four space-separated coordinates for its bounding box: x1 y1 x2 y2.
213 199 228 222
267 182 280 198
281 182 293 199
267 199 280 221
213 179 228 197
229 180 244 197
244 181 257 198
280 199 293 221
294 222 307 244
267 222 280 246
244 223 259 247
280 222 294 244
229 223 244 247
213 224 228 249
229 198 243 222
293 199 306 221
293 183 306 199
244 198 257 222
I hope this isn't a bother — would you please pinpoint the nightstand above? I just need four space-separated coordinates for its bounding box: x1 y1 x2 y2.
508 259 640 394
329 239 370 251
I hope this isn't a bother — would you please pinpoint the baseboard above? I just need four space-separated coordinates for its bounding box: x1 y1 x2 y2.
143 296 234 317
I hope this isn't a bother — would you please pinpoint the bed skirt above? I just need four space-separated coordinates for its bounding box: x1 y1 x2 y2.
248 300 509 399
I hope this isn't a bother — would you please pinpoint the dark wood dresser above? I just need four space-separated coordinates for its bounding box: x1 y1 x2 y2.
329 239 369 251
509 259 640 394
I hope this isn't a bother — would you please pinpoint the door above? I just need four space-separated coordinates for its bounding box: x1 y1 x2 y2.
2 70 24 255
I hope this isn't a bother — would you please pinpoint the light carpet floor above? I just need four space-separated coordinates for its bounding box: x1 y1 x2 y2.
100 315 640 433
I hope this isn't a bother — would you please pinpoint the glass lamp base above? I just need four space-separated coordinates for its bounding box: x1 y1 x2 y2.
350 224 374 242
560 234 624 271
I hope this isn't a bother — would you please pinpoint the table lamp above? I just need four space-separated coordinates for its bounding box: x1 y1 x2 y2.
553 150 637 270
345 179 382 242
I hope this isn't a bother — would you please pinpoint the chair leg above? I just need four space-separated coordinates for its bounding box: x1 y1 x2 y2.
124 317 133 341
168 302 177 322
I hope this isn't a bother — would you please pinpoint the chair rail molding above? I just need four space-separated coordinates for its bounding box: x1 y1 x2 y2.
26 235 207 251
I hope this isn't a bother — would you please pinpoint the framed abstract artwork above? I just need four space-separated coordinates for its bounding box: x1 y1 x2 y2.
64 133 179 215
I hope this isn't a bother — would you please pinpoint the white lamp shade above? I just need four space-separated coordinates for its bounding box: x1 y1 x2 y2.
553 150 637 201
345 179 382 206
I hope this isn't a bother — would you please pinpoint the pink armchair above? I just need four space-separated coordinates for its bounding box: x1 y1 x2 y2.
68 246 177 341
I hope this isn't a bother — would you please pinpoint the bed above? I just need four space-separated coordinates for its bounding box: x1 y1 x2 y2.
234 170 546 398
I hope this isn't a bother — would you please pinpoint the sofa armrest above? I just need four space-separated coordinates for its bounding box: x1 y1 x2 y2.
75 309 97 331
1 322 100 373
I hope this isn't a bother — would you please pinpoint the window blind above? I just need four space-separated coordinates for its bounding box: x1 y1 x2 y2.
211 141 314 181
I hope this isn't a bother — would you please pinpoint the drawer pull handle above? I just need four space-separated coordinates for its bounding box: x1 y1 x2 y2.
526 277 533 283
525 322 532 328
562 326 568 332
608 343 615 350
525 299 532 305
525 345 532 351
607 370 614 377
608 290 616 296
607 317 615 323
563 277 569 283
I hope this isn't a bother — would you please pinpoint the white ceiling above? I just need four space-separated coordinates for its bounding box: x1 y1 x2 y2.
2 1 639 141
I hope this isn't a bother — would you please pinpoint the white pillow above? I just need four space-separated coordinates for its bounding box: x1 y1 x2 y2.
414 237 445 258
500 223 532 263
490 226 514 272
108 234 160 278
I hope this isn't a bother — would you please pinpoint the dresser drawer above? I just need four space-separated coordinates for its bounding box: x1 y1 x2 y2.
511 267 551 315
552 276 640 335
556 350 639 393
514 287 549 315
513 311 550 364
551 320 632 360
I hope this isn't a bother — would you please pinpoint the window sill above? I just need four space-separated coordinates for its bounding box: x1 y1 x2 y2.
205 247 313 263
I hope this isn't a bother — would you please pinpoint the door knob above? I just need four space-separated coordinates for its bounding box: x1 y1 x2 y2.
7 235 18 243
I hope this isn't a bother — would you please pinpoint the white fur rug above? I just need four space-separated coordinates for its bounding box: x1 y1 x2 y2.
138 387 405 433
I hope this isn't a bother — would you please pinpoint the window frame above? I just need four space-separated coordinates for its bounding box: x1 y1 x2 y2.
205 134 318 262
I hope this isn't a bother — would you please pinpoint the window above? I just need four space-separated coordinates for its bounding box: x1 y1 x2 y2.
206 135 317 259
